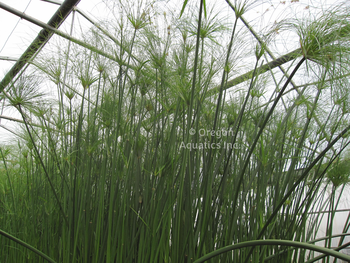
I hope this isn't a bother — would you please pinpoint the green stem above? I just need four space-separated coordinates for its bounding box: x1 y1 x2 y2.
193 239 350 263
17 105 68 226
0 228 56 263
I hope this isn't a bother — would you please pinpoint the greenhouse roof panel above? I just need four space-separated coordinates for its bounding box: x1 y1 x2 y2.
0 0 80 86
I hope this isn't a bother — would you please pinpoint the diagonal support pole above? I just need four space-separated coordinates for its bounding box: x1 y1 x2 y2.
0 0 81 93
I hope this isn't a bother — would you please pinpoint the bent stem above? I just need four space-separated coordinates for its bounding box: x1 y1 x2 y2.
193 239 350 263
0 229 57 263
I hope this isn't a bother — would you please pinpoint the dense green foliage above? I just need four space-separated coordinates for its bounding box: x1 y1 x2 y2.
1 0 350 262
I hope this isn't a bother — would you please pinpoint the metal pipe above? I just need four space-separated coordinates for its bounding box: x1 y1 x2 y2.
40 0 62 4
0 56 18 62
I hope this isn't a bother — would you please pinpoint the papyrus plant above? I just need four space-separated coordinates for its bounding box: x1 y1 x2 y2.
0 0 350 262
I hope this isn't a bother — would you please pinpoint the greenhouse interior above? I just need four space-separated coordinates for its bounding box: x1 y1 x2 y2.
0 0 350 262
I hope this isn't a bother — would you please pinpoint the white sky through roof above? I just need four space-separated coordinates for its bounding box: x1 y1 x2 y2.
0 0 345 145
0 0 106 79
0 1 56 76
0 0 342 79
0 0 107 141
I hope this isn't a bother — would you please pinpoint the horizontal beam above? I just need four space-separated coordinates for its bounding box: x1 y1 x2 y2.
0 56 18 62
0 114 25 123
206 48 302 98
40 0 62 4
